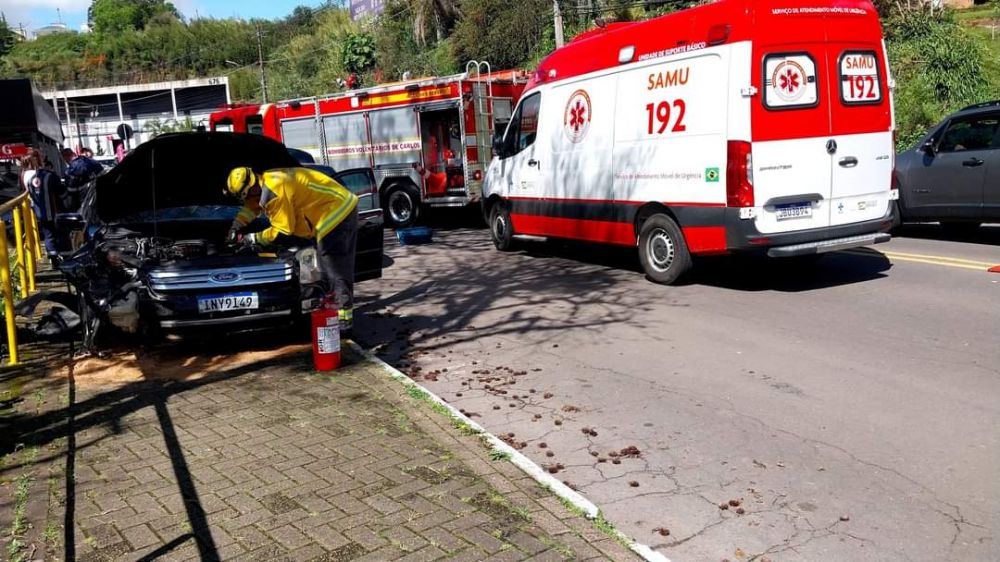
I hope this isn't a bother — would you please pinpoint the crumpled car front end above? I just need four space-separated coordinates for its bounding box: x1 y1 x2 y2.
64 132 326 346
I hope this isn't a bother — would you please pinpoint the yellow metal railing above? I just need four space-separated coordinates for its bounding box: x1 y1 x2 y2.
1 192 43 365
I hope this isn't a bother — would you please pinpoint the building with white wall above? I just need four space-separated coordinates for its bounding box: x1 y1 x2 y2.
44 77 231 156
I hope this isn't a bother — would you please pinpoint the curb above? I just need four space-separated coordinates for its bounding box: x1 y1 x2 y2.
348 341 671 562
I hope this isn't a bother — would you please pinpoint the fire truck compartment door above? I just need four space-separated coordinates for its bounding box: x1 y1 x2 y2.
368 107 421 166
323 112 372 170
281 118 323 163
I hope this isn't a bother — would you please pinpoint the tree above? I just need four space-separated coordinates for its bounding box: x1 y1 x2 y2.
342 32 377 74
452 0 550 69
410 0 462 44
286 6 316 29
89 0 180 34
0 20 15 59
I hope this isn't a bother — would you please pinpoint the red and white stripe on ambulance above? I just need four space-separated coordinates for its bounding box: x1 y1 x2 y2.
489 0 893 254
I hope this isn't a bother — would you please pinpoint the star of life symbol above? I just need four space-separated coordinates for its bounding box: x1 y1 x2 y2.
772 60 807 102
564 90 592 143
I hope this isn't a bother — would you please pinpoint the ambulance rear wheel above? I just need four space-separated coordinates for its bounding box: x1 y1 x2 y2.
638 214 691 285
383 183 420 229
490 204 515 251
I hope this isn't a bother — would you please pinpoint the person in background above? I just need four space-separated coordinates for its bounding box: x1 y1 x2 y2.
20 148 66 260
60 148 103 211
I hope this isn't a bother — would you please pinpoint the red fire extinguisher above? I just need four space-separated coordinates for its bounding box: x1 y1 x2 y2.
311 296 341 371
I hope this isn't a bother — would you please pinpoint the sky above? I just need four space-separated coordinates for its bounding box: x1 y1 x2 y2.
0 0 311 35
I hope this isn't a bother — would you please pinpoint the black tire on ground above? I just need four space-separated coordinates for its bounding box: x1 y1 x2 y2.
940 222 981 236
382 183 420 229
890 200 903 231
489 202 515 251
637 213 692 285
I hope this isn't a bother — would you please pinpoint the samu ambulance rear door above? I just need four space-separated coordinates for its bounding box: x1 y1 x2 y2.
751 45 834 233
824 41 894 227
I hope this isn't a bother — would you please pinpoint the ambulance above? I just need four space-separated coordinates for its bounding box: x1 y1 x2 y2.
482 0 897 284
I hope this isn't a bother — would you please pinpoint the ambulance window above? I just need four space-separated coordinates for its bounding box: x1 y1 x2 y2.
504 93 541 157
838 51 882 105
763 53 819 110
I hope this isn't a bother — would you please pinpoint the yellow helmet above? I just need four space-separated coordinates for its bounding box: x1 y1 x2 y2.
226 167 258 199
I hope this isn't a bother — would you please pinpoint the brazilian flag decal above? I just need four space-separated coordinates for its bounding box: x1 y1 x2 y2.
705 167 720 182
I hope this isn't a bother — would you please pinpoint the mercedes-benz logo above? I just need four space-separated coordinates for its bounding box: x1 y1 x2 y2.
826 139 838 154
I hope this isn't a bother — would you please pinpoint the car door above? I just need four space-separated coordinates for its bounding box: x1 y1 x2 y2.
334 168 384 282
502 92 543 200
981 124 1000 221
909 111 998 220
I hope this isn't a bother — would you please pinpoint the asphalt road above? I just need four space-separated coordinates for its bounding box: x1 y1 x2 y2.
355 217 999 562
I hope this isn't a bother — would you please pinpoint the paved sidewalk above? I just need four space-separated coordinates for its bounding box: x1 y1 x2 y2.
2 343 638 561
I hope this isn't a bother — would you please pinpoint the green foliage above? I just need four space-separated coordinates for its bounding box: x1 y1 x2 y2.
342 32 377 74
373 1 459 80
267 10 356 100
89 0 180 34
0 20 14 58
452 0 550 69
885 11 996 150
410 0 462 45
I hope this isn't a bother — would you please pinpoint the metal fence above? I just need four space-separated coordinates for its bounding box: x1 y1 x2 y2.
0 192 43 365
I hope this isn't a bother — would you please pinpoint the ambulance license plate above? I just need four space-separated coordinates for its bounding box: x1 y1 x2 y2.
775 203 812 221
197 292 259 313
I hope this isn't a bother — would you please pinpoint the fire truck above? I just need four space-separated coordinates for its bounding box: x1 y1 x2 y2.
209 64 529 228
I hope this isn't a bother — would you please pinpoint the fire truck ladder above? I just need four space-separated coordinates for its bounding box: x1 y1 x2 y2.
465 60 495 149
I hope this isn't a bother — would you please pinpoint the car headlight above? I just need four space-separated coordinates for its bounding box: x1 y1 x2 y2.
296 247 322 284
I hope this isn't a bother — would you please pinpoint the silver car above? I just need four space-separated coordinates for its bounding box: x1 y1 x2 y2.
894 101 1000 233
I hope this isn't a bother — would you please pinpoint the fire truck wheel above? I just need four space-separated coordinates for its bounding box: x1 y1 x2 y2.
489 203 515 251
638 214 692 285
384 184 420 229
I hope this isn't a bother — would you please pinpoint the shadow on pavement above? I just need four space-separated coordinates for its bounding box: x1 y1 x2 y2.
686 250 893 292
356 229 894 375
355 234 648 364
418 206 487 231
1 331 312 562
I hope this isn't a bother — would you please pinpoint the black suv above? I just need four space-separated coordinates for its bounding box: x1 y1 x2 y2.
894 101 1000 233
63 132 383 339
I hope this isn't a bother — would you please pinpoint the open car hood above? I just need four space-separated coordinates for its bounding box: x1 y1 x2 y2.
94 132 299 223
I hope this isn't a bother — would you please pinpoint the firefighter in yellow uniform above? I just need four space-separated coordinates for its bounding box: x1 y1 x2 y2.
225 166 359 331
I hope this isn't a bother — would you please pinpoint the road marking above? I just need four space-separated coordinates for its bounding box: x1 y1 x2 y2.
842 249 1000 272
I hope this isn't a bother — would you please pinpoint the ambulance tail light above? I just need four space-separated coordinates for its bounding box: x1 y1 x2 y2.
726 141 754 208
473 170 483 181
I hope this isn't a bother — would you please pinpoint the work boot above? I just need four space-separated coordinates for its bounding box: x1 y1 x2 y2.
339 322 353 341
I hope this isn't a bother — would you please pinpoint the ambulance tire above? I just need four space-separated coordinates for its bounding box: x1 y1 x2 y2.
489 204 516 252
383 183 420 229
638 214 692 285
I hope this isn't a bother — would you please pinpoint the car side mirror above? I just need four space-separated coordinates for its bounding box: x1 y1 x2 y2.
921 140 937 156
492 132 505 158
